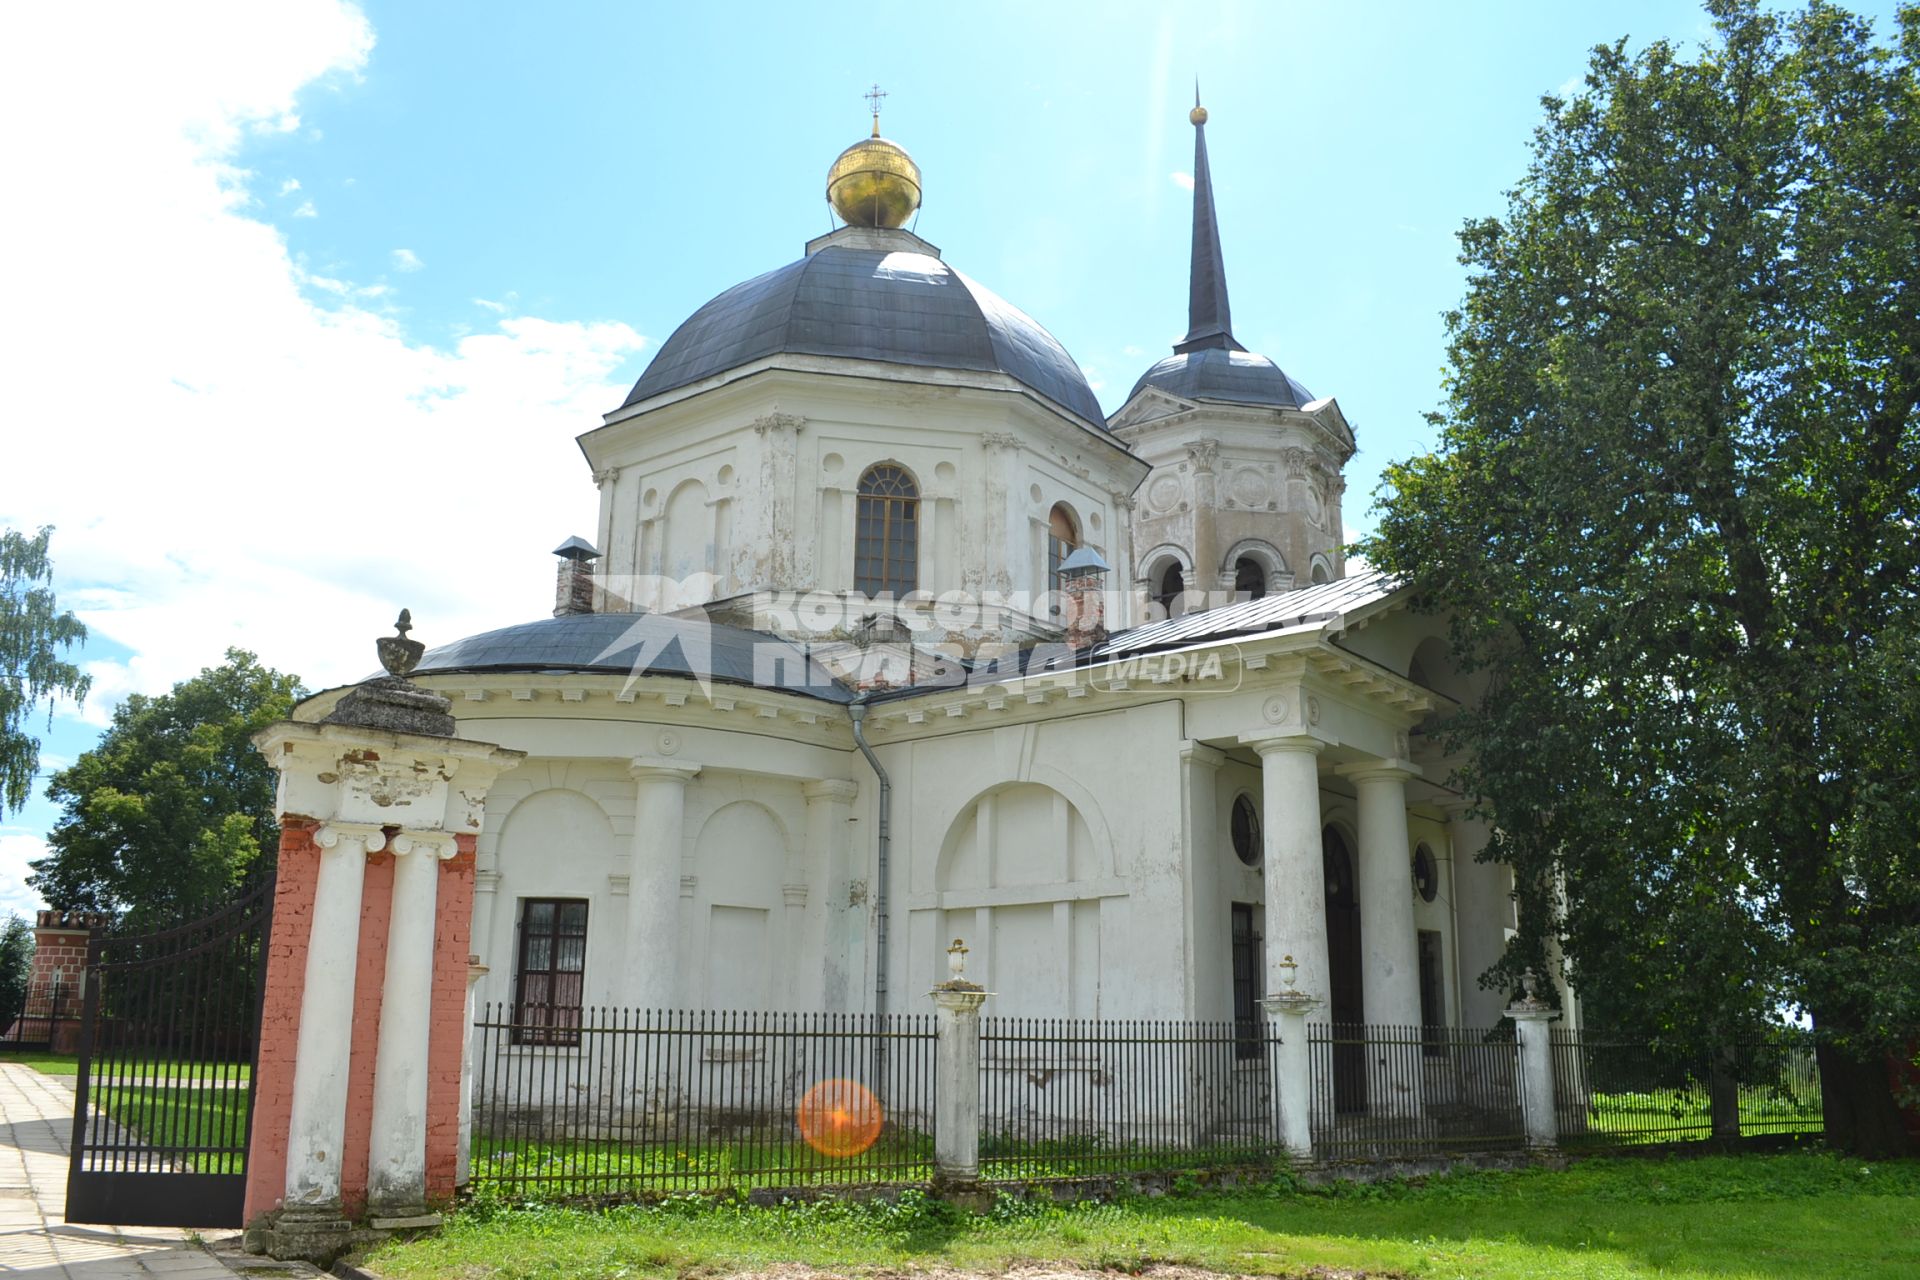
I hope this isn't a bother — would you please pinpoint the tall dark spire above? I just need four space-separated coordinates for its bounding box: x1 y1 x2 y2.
1176 84 1241 354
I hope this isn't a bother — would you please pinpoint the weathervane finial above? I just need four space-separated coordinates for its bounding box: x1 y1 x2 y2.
865 83 887 137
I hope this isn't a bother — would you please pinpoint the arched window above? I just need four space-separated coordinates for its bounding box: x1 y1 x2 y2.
855 464 919 597
1233 556 1267 601
1046 504 1079 596
1154 561 1186 617
1310 560 1332 585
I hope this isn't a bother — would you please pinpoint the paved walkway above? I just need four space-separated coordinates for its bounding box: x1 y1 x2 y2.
0 1063 250 1279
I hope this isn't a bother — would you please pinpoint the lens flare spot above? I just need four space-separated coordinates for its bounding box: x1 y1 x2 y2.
796 1078 883 1157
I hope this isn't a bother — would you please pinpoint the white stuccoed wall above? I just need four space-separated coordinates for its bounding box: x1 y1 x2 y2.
582 370 1148 630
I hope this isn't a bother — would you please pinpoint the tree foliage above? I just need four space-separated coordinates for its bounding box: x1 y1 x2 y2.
0 916 32 1034
1365 0 1920 1155
0 527 90 814
31 649 303 929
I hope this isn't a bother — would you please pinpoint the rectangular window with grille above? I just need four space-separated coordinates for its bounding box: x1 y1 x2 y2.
514 898 588 1046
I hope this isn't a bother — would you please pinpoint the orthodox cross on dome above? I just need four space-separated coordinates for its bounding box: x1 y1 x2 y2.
865 83 887 137
1176 81 1242 355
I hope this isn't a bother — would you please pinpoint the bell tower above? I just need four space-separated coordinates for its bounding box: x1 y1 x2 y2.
1111 93 1355 617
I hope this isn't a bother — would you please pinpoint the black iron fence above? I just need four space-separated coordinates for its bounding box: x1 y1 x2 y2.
2 980 69 1051
469 1006 936 1198
1308 1024 1528 1158
1550 1029 1823 1146
977 1017 1281 1179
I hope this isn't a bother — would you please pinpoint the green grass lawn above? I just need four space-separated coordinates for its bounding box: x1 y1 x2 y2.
367 1152 1919 1280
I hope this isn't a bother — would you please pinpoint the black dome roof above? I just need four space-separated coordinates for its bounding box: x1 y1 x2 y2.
1130 346 1314 410
623 244 1104 425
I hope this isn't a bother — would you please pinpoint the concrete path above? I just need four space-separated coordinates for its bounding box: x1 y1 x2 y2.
0 1062 273 1279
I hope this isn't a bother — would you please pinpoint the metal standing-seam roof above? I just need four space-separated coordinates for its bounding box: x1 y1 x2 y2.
1129 346 1315 410
621 245 1106 425
409 612 852 703
1096 568 1400 658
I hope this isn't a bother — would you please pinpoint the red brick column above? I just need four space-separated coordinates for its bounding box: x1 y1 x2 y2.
424 835 478 1204
243 817 323 1224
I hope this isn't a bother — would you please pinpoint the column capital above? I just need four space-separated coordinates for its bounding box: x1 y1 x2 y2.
473 870 501 894
388 831 460 859
630 756 700 783
313 821 387 854
1240 731 1326 757
802 778 860 803
1335 757 1422 784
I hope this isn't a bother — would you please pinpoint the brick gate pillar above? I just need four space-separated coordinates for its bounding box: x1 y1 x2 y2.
10 910 109 1052
241 617 522 1262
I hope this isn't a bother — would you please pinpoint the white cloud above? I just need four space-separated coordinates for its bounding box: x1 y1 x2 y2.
1170 171 1194 191
0 1 648 718
291 199 318 217
473 296 511 313
390 247 423 272
279 177 301 195
1121 344 1145 358
0 831 50 920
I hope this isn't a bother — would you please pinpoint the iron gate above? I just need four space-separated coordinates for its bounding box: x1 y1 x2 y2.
65 878 274 1228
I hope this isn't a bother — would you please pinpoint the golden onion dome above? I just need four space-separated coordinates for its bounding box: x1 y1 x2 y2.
827 130 922 229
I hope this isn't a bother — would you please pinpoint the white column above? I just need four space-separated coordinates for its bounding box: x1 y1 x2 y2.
367 831 452 1212
626 758 699 1008
1343 763 1424 1031
1508 998 1561 1148
471 870 500 1006
1342 762 1424 1118
284 823 379 1209
1247 736 1328 1008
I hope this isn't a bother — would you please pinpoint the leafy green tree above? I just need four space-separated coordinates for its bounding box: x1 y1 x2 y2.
1 527 90 814
31 649 303 929
1366 0 1919 1156
0 916 32 1033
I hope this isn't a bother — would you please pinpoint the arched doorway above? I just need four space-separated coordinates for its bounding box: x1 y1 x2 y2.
1323 825 1367 1111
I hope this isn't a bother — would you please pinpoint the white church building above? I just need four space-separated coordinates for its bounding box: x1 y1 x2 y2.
303 99 1559 1048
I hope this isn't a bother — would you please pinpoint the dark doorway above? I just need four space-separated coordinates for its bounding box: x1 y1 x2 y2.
1323 826 1367 1111
1230 903 1262 1060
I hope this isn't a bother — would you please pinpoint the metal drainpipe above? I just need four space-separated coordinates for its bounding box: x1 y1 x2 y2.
848 699 890 1029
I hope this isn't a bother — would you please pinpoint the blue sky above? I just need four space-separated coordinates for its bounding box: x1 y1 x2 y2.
0 0 1904 916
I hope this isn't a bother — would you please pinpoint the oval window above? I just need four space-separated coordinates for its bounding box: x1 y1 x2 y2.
1231 793 1260 867
1413 844 1439 903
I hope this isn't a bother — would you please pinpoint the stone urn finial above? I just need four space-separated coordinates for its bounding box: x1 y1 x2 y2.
946 937 969 981
321 608 455 736
378 608 425 679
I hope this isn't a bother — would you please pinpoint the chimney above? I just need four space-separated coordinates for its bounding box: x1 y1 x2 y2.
553 536 600 616
1058 546 1111 652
